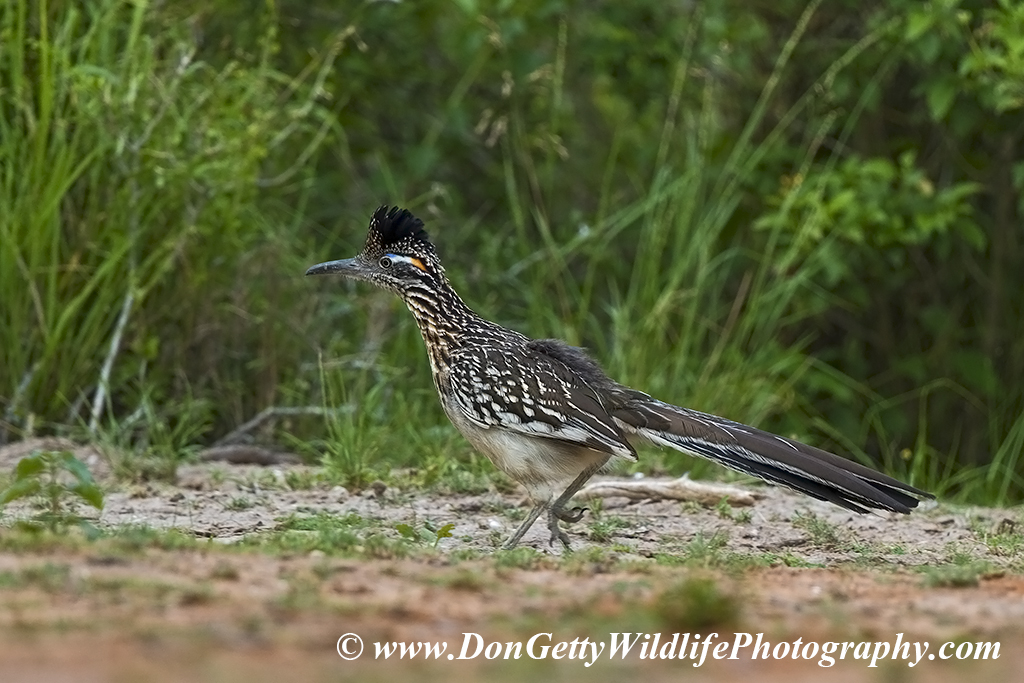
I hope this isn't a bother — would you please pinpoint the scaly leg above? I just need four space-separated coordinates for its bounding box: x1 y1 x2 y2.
502 501 546 550
546 457 610 549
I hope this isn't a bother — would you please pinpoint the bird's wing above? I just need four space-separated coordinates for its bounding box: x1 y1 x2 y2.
446 345 637 460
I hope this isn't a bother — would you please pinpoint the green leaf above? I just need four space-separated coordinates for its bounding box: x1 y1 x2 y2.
70 482 105 510
957 221 986 251
13 454 46 481
1012 161 1024 190
450 0 478 15
13 520 45 534
59 452 96 485
77 520 103 540
926 79 958 120
395 523 419 541
0 477 42 505
953 350 999 397
433 522 455 547
906 11 935 41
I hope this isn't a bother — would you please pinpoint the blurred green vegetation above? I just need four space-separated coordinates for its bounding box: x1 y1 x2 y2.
1 0 1022 503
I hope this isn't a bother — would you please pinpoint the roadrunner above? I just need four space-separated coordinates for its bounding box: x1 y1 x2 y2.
307 206 933 549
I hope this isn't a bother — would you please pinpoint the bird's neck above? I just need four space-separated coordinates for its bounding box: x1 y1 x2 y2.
400 277 481 369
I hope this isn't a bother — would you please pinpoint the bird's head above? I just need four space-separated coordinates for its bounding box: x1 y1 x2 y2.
305 205 444 295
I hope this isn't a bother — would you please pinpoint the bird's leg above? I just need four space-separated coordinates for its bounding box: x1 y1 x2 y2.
502 501 546 550
547 458 609 549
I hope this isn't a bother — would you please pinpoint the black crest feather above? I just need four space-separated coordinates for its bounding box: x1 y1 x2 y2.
369 205 431 250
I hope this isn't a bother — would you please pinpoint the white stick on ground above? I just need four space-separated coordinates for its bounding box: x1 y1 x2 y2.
575 474 763 507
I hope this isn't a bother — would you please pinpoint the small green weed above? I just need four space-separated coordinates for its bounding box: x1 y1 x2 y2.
920 563 989 588
0 450 104 536
19 563 73 593
273 575 323 613
656 532 767 573
973 517 1024 557
101 525 199 553
919 545 994 588
241 512 415 559
791 511 847 550
562 546 619 575
223 496 255 512
656 576 740 630
209 560 240 581
493 547 547 570
589 515 630 543
100 392 212 483
449 548 483 562
360 533 413 559
395 521 456 548
242 512 365 555
504 506 526 522
284 469 321 491
760 552 822 568
715 498 753 523
414 454 497 495
432 567 489 591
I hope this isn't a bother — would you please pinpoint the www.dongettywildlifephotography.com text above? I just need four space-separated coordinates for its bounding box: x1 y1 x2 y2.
334 631 1000 668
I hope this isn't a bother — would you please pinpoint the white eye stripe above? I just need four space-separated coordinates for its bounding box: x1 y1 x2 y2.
384 253 427 272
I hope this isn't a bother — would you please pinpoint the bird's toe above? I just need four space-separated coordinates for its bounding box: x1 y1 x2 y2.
556 506 587 523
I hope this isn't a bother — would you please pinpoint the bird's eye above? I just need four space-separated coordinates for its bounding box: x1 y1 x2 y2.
379 255 393 269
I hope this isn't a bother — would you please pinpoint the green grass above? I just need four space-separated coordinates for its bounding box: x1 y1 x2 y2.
654 532 773 573
715 498 754 523
7 562 72 593
281 2 1008 504
656 576 741 631
588 515 631 543
0 0 333 456
791 511 848 550
234 511 456 560
428 567 490 592
283 469 321 491
0 509 1019 583
979 523 1024 558
222 496 255 512
1 0 1021 510
920 559 995 589
493 547 549 570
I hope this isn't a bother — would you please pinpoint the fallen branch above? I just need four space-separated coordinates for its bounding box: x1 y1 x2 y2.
214 405 351 446
198 445 303 466
575 474 763 507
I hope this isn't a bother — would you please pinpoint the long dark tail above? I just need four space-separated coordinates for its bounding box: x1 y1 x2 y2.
612 398 933 514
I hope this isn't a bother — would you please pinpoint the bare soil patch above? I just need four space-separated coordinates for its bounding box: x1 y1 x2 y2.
0 455 1021 682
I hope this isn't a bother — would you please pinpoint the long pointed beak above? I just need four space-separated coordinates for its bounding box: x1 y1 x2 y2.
305 257 362 277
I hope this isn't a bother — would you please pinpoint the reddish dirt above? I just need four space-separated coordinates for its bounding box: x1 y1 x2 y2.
0 550 1019 683
0 446 1020 682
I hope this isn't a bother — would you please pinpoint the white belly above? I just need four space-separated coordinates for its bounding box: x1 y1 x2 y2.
441 396 609 502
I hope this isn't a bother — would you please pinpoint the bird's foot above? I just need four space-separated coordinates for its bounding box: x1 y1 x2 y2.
546 510 573 550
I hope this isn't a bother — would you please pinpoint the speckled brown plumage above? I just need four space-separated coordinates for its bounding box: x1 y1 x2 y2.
307 206 934 549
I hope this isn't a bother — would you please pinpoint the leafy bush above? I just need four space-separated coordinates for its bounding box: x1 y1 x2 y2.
0 0 1022 504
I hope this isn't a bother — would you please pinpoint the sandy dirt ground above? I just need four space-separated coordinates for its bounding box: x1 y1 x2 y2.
0 442 1021 682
